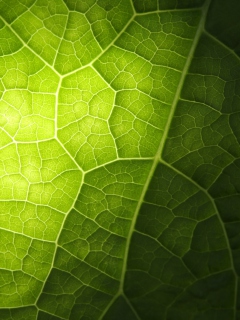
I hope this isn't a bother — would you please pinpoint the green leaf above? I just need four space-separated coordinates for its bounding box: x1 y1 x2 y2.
0 0 239 319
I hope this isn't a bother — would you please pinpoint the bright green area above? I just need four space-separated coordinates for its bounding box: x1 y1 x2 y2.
94 10 201 157
0 140 82 211
0 0 239 319
0 0 133 73
58 67 117 170
0 228 55 307
11 0 68 65
0 202 64 240
0 46 59 142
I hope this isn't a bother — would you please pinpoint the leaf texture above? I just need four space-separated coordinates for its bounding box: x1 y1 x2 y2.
0 0 239 319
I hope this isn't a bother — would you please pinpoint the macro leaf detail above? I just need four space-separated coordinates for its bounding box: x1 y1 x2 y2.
0 0 239 319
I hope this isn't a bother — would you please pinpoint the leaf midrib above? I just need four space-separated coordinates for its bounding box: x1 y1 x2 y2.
108 0 214 318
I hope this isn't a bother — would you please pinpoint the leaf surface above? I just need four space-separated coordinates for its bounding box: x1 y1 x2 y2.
0 0 239 319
